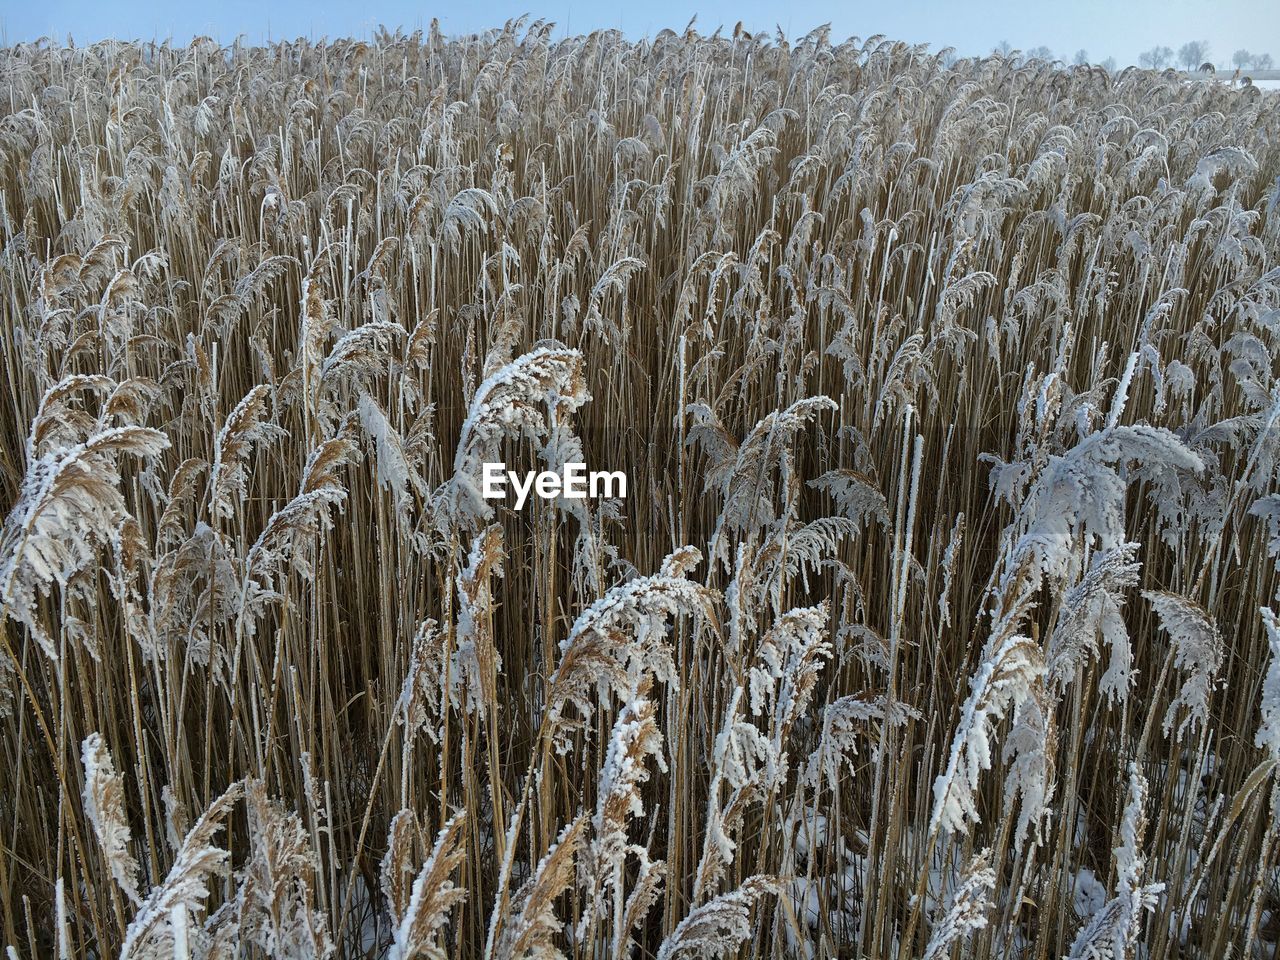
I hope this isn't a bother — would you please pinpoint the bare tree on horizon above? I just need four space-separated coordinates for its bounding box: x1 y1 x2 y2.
1178 39 1210 69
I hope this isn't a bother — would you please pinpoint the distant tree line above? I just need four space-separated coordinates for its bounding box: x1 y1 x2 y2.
1133 41 1274 72
1230 48 1275 71
989 39 1273 73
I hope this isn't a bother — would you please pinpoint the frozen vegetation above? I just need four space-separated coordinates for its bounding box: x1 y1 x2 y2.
0 20 1278 959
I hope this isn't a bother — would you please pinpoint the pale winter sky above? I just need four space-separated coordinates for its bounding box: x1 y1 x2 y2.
2 0 1277 69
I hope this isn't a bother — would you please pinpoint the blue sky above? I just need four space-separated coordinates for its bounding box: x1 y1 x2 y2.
3 0 1277 68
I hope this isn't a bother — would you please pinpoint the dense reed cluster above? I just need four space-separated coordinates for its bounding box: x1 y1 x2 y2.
1 20 1279 959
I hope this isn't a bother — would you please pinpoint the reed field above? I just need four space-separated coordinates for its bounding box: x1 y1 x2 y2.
2 20 1280 959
